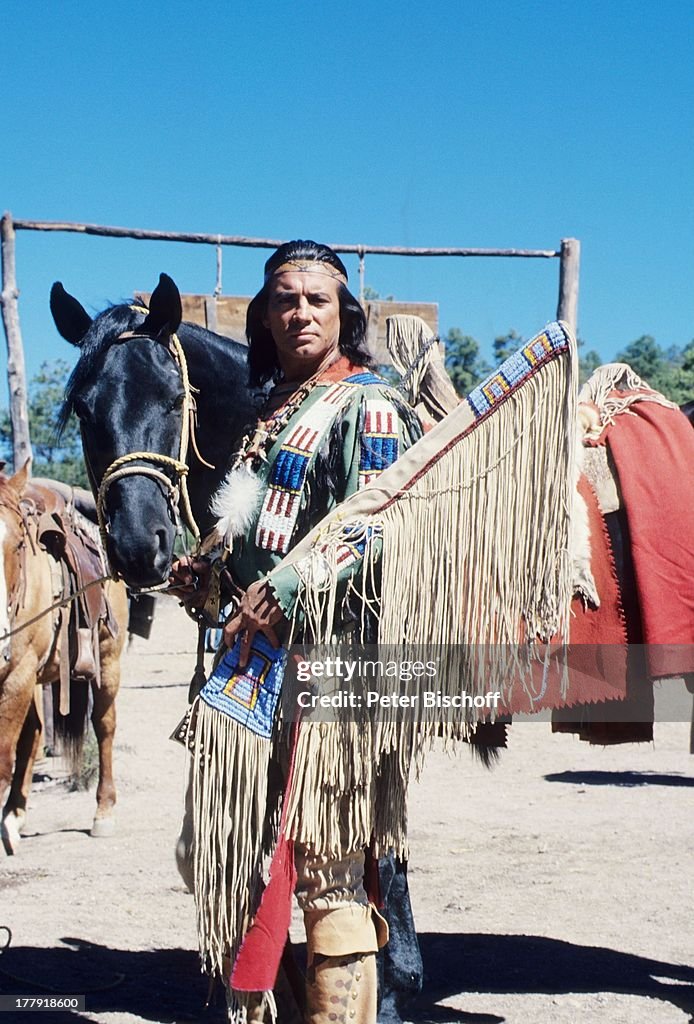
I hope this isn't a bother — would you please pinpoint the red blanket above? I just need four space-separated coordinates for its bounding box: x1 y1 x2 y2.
530 474 629 721
605 401 694 677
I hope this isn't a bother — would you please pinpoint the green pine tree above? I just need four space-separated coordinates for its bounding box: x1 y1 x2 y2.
0 360 88 486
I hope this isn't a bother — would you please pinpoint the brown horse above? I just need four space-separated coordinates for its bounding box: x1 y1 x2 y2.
0 464 128 854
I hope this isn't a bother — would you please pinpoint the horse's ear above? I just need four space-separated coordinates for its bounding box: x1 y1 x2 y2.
8 459 31 497
50 283 93 346
142 273 182 337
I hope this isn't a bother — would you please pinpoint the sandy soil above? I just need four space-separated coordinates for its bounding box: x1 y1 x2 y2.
0 598 692 1024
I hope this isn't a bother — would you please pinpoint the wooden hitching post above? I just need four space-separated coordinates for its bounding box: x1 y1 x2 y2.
0 212 32 470
556 237 580 340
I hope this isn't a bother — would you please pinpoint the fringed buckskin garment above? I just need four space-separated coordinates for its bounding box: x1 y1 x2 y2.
191 323 630 1016
190 357 422 1015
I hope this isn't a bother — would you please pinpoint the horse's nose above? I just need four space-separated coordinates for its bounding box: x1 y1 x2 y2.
106 526 174 589
103 477 177 587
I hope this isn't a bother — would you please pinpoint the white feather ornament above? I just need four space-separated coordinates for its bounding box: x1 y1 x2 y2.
209 465 264 546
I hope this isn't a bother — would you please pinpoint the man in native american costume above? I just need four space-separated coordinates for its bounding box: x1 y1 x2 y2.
182 240 423 1023
180 233 650 1023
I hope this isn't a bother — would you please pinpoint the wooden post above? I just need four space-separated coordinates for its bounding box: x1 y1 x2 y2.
0 213 32 470
557 237 580 339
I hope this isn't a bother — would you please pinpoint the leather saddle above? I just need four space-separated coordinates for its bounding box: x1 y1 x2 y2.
22 481 119 713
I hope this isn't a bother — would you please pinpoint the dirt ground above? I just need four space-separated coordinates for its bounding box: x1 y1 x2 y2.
1 598 692 1024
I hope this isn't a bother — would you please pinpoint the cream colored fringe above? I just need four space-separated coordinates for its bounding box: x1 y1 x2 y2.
580 362 677 424
191 698 273 980
227 990 277 1024
386 315 437 404
381 357 575 648
280 717 414 859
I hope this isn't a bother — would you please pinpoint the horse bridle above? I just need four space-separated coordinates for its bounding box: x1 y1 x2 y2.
94 316 203 581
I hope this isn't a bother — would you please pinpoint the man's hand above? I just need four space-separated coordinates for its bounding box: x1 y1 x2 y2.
223 579 287 667
168 556 213 610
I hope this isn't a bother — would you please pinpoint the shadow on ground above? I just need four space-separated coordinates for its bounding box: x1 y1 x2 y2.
545 769 694 788
0 938 223 1024
0 932 692 1023
411 932 694 1022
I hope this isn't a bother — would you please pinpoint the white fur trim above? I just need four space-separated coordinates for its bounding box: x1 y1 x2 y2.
210 466 264 546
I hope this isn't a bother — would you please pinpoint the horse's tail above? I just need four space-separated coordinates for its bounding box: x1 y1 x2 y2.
51 679 91 783
468 719 508 769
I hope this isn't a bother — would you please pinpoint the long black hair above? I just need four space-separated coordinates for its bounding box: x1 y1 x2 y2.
246 239 374 386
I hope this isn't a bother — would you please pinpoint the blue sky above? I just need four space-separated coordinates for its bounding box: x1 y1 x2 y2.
1 0 692 382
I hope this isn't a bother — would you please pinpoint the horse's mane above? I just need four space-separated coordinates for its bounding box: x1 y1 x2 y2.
59 302 144 435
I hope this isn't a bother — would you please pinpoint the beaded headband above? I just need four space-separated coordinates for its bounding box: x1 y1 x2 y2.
266 259 348 285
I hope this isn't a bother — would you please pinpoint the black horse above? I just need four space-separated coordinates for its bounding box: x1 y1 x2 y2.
50 272 422 1024
51 273 263 588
